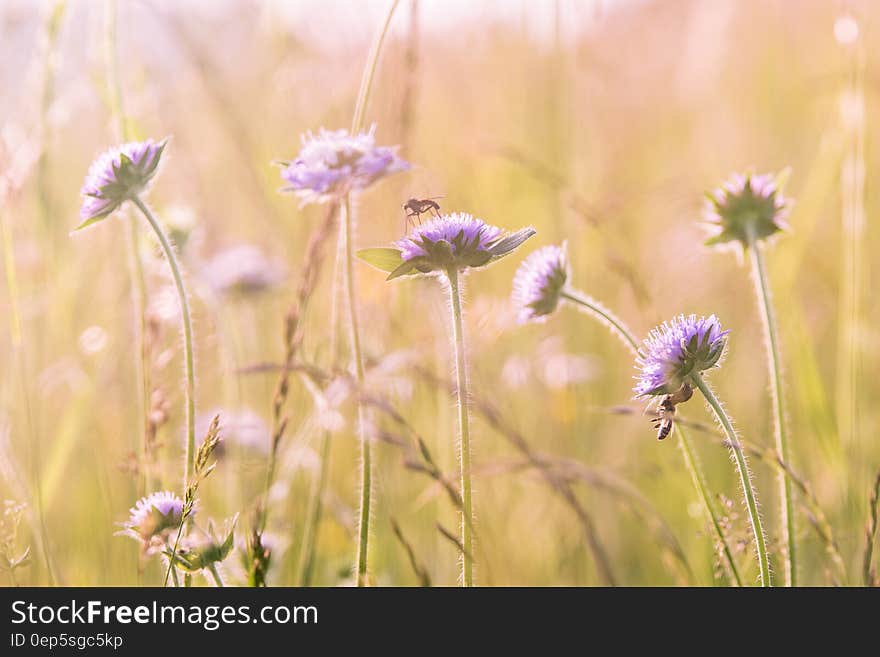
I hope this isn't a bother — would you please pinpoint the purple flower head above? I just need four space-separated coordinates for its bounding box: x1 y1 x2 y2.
201 245 286 296
387 212 535 277
78 138 167 228
703 171 790 250
512 243 569 323
635 314 729 397
279 126 409 204
123 490 185 542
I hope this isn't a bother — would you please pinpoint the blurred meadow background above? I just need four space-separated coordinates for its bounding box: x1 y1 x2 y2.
1 0 878 586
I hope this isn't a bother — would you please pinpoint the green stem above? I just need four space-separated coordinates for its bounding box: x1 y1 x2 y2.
343 197 371 587
447 268 474 586
690 372 771 586
561 286 740 584
208 563 225 587
560 289 640 355
346 0 400 586
675 424 743 586
131 196 196 488
104 0 152 494
747 231 796 586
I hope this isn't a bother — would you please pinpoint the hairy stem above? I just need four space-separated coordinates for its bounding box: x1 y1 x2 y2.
131 196 196 489
690 372 771 586
561 288 640 355
346 0 400 586
747 231 796 586
447 268 474 586
561 288 740 584
343 196 371 587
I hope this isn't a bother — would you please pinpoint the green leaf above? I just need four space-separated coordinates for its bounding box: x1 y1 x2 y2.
356 247 405 273
488 227 536 261
71 213 110 232
386 260 419 280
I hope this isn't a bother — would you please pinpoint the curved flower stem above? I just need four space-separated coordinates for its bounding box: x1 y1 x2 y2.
446 267 474 586
675 424 743 586
561 288 740 584
346 0 400 587
560 289 640 356
747 230 796 586
131 196 196 488
690 372 771 586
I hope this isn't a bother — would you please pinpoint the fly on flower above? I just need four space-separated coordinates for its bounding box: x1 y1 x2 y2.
357 212 535 279
402 196 443 228
650 382 693 440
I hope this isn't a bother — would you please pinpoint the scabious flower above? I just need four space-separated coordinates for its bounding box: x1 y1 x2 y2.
278 126 408 204
511 243 568 323
120 491 185 548
78 138 167 227
703 171 790 249
634 314 728 397
371 212 534 278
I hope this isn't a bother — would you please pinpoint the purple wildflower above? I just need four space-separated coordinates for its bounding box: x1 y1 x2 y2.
512 243 569 323
635 314 728 397
279 126 408 204
201 245 286 296
391 211 536 277
704 171 790 249
78 138 167 226
122 491 184 542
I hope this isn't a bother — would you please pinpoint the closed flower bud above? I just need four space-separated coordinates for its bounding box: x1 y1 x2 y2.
703 171 790 250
